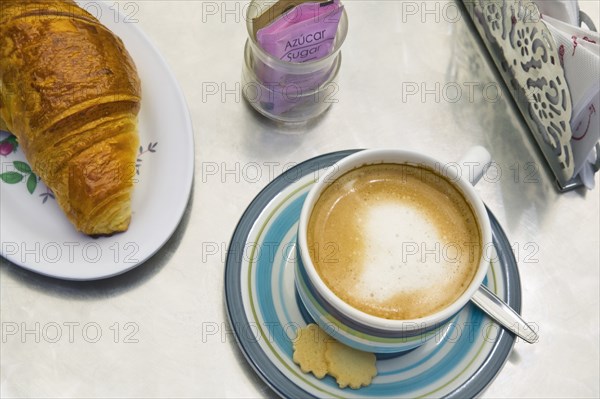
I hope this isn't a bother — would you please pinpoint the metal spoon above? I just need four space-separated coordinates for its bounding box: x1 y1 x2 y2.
471 284 539 343
455 148 538 344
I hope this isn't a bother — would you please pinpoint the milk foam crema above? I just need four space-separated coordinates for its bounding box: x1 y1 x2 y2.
307 164 481 320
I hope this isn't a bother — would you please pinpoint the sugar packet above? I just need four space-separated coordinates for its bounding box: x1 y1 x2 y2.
256 0 343 63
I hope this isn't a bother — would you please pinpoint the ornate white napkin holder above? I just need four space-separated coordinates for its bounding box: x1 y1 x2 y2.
461 0 599 191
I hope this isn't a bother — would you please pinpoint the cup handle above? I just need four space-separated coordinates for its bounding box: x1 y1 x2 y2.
458 146 492 186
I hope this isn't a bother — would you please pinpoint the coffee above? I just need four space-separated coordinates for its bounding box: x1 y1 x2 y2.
307 163 482 320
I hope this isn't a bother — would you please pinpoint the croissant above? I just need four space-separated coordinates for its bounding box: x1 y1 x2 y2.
0 0 141 235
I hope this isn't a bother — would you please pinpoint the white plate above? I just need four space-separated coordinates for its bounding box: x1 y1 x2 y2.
0 1 194 280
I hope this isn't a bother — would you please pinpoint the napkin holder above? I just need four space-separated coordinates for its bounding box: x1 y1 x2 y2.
460 0 599 191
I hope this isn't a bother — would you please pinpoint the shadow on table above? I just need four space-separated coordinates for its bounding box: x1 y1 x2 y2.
0 181 195 300
446 10 561 232
239 99 333 157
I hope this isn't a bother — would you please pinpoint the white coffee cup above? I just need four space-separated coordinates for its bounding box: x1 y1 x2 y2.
295 147 492 352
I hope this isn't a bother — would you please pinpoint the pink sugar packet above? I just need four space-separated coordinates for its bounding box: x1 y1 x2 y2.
251 0 344 116
257 0 343 63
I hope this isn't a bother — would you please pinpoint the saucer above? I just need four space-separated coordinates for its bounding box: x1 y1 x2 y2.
225 150 521 398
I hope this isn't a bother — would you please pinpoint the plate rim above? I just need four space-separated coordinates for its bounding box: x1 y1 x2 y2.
225 150 521 398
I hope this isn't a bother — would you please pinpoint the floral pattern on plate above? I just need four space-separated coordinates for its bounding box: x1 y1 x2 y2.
0 131 157 203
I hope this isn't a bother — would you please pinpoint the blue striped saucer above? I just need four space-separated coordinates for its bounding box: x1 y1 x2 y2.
225 150 521 398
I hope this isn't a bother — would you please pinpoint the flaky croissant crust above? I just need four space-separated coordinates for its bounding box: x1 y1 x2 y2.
1 0 141 235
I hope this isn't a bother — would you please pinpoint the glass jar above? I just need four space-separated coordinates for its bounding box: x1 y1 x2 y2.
242 1 348 124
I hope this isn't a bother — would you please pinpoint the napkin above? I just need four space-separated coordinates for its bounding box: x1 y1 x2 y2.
536 2 600 188
534 0 580 25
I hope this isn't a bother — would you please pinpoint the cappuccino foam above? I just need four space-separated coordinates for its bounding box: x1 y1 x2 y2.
307 163 481 320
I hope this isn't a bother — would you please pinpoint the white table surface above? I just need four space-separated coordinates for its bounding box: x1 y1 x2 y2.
1 1 599 398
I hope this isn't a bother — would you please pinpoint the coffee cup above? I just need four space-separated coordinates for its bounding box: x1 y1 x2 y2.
295 147 493 353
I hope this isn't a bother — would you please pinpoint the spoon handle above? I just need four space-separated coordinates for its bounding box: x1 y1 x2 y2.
471 285 539 344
